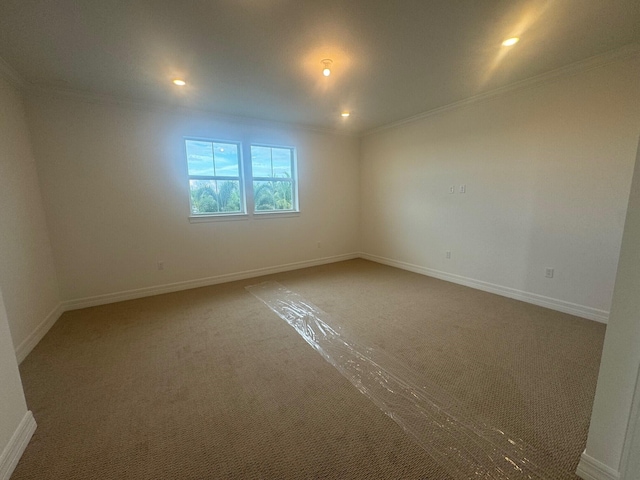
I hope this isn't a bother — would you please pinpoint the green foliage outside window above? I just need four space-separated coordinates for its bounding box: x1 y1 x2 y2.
185 140 297 216
190 180 241 214
253 175 293 211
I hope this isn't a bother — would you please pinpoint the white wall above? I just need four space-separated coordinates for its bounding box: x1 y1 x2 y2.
579 138 640 478
0 289 30 478
2 44 639 480
360 55 640 319
25 94 361 302
0 75 60 352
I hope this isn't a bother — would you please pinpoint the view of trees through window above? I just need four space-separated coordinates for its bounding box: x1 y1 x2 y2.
186 139 243 215
185 139 297 215
253 176 293 211
251 146 295 211
189 180 241 214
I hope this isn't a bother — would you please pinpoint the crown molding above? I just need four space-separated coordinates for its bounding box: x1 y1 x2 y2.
0 56 25 89
25 84 359 138
363 43 640 137
9 43 640 138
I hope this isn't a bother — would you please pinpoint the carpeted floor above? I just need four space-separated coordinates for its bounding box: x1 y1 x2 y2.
12 259 606 479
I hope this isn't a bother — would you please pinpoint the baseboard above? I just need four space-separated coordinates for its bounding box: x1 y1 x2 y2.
63 253 360 311
20 251 606 364
576 451 620 480
15 303 65 364
359 253 610 323
15 254 359 362
0 411 36 480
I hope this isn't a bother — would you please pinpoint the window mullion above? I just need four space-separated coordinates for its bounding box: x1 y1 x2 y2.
189 175 239 181
253 177 292 182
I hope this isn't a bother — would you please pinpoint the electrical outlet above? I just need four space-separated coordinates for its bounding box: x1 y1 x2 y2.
445 250 451 259
157 261 164 271
459 184 466 193
545 268 554 278
449 186 455 194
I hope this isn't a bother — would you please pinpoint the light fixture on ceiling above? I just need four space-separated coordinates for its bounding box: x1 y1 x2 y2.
341 112 350 117
172 79 186 86
502 37 519 47
321 59 333 77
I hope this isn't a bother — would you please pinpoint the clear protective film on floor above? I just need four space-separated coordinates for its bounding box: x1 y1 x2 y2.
246 281 566 480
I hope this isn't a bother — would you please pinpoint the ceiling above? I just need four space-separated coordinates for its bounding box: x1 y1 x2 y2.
0 0 638 134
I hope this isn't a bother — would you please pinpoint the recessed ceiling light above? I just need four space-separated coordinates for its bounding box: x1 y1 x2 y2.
321 59 333 77
172 79 186 86
502 37 519 47
341 112 350 117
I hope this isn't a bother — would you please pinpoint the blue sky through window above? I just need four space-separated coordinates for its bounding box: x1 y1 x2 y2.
272 148 292 177
251 146 271 177
251 146 292 178
186 140 239 176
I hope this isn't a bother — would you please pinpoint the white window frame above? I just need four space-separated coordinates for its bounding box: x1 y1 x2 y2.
184 137 247 221
250 144 299 215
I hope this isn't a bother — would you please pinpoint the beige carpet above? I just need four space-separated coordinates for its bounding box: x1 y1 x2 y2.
13 259 605 479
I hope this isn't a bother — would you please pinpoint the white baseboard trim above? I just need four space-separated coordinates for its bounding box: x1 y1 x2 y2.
577 451 620 480
63 253 360 311
15 254 359 362
15 303 65 364
359 253 610 323
18 251 608 363
0 411 36 480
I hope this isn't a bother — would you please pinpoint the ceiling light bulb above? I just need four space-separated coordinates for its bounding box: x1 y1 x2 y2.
172 79 186 86
321 59 333 77
502 37 519 47
341 112 350 117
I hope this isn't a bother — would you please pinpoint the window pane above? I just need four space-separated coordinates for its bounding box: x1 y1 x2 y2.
272 148 292 178
213 143 239 177
253 181 293 211
190 179 242 214
251 146 272 177
186 140 215 176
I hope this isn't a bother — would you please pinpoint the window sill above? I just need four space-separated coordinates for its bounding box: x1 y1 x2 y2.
252 211 300 219
189 214 249 224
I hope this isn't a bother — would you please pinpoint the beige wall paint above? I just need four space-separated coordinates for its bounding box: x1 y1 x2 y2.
360 55 640 316
582 138 640 476
0 76 60 350
25 95 361 301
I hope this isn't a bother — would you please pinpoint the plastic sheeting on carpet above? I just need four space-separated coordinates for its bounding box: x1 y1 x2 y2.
247 280 565 479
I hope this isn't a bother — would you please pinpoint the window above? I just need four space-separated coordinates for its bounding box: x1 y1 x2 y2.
251 145 298 212
183 139 298 219
185 139 245 216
